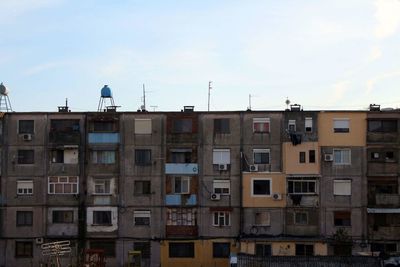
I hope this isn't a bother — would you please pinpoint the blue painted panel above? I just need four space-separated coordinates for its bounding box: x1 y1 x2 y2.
165 163 198 175
165 194 181 205
186 195 197 205
88 133 120 143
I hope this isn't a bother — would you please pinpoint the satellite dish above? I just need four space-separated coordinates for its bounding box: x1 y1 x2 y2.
0 83 9 96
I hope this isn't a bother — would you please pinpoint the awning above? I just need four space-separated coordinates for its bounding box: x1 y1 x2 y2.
367 208 400 213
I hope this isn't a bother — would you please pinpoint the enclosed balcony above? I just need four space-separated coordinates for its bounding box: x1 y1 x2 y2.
88 133 120 144
165 163 198 175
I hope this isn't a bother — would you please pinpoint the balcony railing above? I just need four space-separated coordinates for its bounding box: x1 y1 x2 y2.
88 133 120 144
165 163 198 175
286 195 319 207
165 194 197 206
369 194 400 207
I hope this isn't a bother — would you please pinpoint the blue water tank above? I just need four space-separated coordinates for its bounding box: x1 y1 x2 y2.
101 85 112 98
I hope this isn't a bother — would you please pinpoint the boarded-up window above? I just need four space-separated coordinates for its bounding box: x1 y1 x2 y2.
213 149 230 164
135 119 152 134
333 180 351 196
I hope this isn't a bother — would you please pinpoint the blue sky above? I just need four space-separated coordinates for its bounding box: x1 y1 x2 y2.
1 0 400 112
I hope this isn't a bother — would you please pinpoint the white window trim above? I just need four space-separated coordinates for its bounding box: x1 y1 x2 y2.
305 117 313 132
133 210 151 226
251 178 272 197
213 148 231 165
333 179 352 196
93 178 112 195
17 180 33 195
213 180 231 195
253 118 270 133
333 148 351 165
173 176 190 194
48 176 79 194
213 211 231 227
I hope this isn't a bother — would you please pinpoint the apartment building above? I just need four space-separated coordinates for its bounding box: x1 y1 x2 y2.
0 105 399 267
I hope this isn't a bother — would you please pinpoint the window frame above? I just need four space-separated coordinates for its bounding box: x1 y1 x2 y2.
92 210 112 225
214 118 230 134
172 176 190 194
287 178 317 195
333 179 351 196
15 241 33 258
213 180 230 195
251 178 272 197
213 148 231 165
333 118 350 133
134 210 151 226
334 211 351 227
134 119 152 134
172 118 193 133
294 212 308 225
253 118 270 133
299 152 306 163
16 211 33 226
333 148 351 165
213 242 230 258
52 210 74 224
169 242 195 258
253 148 270 164
17 150 35 164
93 178 112 195
135 149 152 166
305 117 313 133
295 244 314 256
18 120 34 134
134 180 151 195
17 180 33 195
48 176 79 194
91 150 116 164
213 211 231 227
288 120 296 132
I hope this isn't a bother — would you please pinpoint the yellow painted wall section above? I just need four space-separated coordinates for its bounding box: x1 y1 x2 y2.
161 239 238 267
318 112 366 146
314 242 328 256
272 242 295 256
242 172 286 207
282 142 320 174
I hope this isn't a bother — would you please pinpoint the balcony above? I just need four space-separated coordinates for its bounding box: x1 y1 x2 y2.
285 225 319 236
369 225 400 239
368 162 398 176
165 194 197 206
88 133 120 144
49 132 81 144
367 132 398 144
369 194 400 207
166 225 198 238
165 163 198 175
286 195 319 207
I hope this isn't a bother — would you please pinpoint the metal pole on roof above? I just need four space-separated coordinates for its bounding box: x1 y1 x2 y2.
208 81 212 112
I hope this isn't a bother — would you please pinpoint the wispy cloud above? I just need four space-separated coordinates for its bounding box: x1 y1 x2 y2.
374 0 400 39
366 70 400 94
24 61 69 76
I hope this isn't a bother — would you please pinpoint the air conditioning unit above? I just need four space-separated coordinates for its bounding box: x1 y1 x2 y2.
272 193 282 200
22 134 32 141
35 237 44 244
218 164 228 171
210 193 221 200
324 154 333 161
249 164 258 172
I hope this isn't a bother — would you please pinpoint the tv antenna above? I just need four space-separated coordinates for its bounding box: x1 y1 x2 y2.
207 81 212 112
248 94 252 110
150 105 158 112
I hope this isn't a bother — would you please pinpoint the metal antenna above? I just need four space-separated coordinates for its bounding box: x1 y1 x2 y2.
208 81 212 112
248 94 252 110
150 105 158 112
142 84 146 111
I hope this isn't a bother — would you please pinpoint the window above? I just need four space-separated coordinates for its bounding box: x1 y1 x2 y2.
288 179 317 194
214 119 230 134
167 208 196 226
213 242 230 258
15 241 33 258
90 240 115 257
288 120 296 132
52 210 74 223
333 149 351 165
213 211 230 226
173 176 190 194
135 149 151 165
18 120 34 134
334 211 351 226
368 120 397 132
134 181 151 195
333 180 351 196
295 244 314 256
213 180 230 195
17 180 33 195
294 212 308 225
170 148 192 163
134 210 151 226
48 176 78 194
133 242 151 259
252 179 271 196
172 119 192 133
51 148 78 164
253 149 270 164
93 121 115 132
91 150 116 164
94 179 111 195
17 150 34 164
299 152 306 163
305 117 312 132
309 150 316 163
169 242 194 258
93 211 112 225
16 211 33 226
254 211 270 226
134 119 152 134
213 149 230 164
333 119 349 133
50 119 80 133
386 151 395 161
255 244 272 257
253 118 270 133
